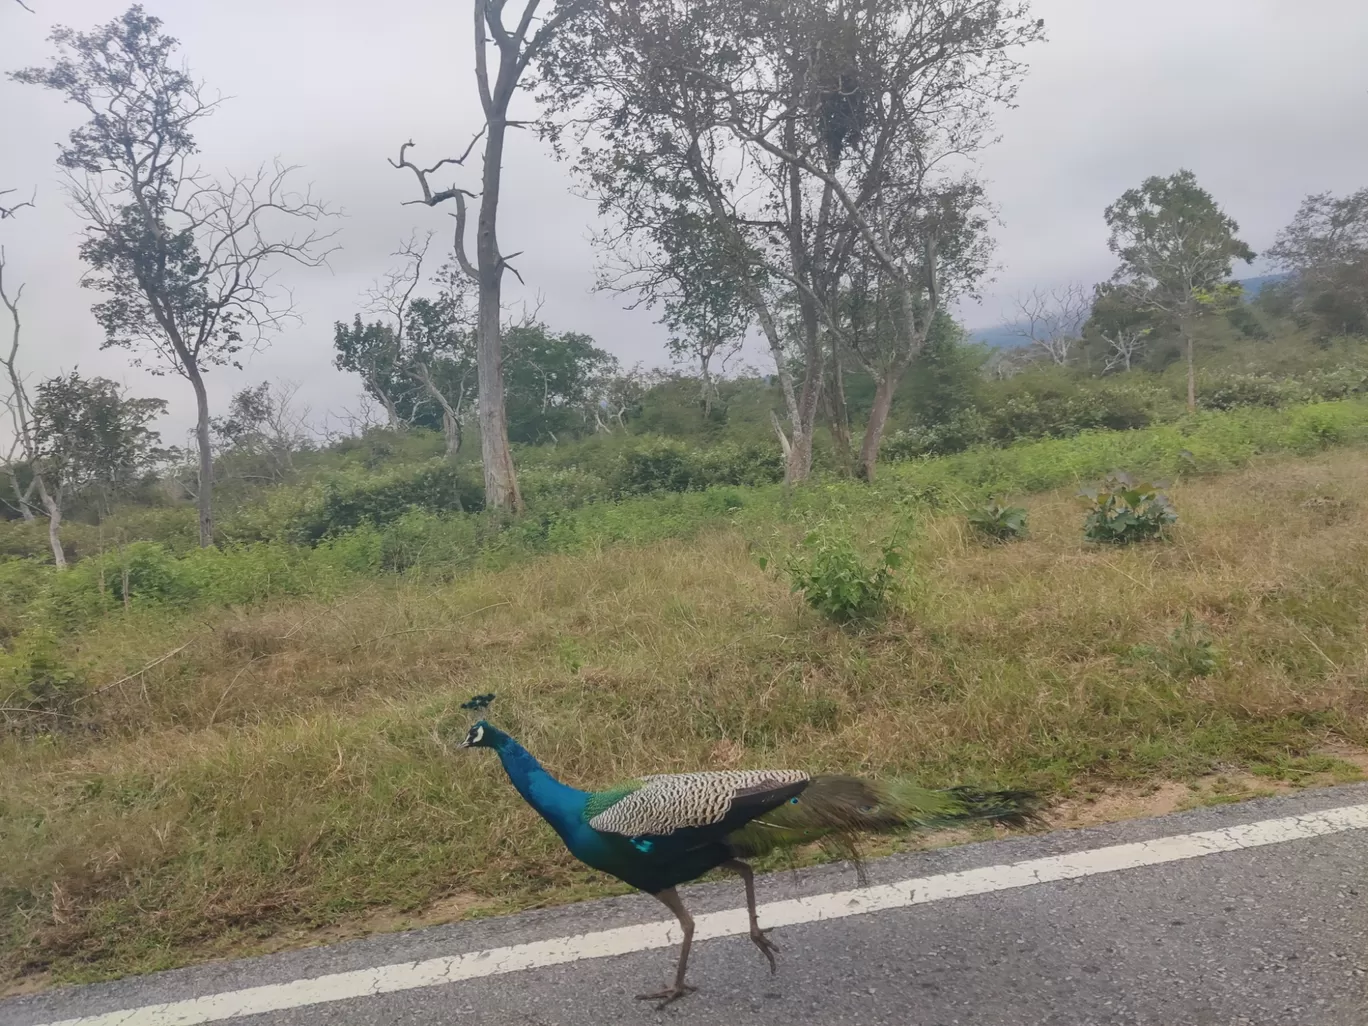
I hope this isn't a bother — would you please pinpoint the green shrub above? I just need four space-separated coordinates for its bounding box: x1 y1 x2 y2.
765 521 905 624
966 499 1028 543
981 375 1160 444
883 409 990 459
1081 473 1177 545
1286 405 1346 451
1198 374 1296 411
288 461 485 544
376 510 481 575
610 439 695 496
519 466 609 511
1129 613 1222 678
0 626 83 718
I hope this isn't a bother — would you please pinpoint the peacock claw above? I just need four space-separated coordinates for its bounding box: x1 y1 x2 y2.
750 929 780 973
636 984 697 1008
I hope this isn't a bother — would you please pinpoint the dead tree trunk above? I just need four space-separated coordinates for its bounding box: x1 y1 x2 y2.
36 477 65 567
473 117 521 508
186 362 214 547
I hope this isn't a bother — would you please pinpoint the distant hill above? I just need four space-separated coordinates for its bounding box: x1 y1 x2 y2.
969 274 1291 350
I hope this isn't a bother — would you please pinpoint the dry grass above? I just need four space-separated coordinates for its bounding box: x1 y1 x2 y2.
5 449 1368 988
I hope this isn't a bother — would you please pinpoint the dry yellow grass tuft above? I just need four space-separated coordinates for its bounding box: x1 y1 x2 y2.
4 449 1368 988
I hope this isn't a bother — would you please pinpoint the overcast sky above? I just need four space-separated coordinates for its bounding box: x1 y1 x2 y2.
2 0 1366 437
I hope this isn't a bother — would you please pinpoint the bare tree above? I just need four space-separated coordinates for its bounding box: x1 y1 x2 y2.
1008 283 1090 365
0 247 42 526
365 234 477 456
0 189 36 222
13 7 337 547
391 0 586 511
1101 326 1149 373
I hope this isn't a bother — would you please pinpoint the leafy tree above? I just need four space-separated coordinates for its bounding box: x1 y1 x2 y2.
404 294 478 455
332 316 428 430
30 372 167 564
13 6 335 547
1267 188 1368 337
211 380 314 484
1104 169 1254 409
542 0 1038 483
898 311 983 428
652 214 754 418
503 324 618 443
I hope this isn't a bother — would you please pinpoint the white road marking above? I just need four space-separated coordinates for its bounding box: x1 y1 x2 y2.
23 802 1368 1026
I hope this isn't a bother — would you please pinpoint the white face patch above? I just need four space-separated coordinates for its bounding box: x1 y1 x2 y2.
464 725 485 747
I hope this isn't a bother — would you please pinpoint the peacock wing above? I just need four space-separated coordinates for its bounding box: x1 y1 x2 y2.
586 770 810 844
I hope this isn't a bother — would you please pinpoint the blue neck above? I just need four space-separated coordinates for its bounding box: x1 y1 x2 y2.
487 728 588 838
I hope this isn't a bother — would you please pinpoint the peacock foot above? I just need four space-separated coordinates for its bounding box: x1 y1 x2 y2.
750 928 780 974
635 983 697 1008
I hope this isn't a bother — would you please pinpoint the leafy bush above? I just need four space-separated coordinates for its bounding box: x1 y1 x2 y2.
882 409 990 459
1198 374 1296 411
1081 473 1177 545
765 521 905 624
287 461 485 544
519 466 609 511
0 626 83 718
1286 405 1346 451
980 376 1160 444
609 438 784 496
966 499 1028 542
1130 613 1222 678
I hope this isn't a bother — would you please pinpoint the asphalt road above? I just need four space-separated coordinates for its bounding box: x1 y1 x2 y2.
6 784 1368 1026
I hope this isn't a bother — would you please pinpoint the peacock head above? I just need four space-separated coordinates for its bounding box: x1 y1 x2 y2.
459 720 498 749
450 692 499 750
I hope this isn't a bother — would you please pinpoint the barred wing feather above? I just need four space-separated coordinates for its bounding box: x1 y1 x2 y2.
588 770 810 837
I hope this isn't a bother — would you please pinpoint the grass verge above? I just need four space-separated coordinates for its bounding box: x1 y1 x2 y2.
5 445 1368 989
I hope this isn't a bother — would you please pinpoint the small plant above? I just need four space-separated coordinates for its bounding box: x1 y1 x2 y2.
1130 612 1222 679
1081 472 1176 545
761 521 904 624
966 498 1028 543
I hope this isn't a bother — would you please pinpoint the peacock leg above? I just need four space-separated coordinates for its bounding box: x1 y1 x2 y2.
722 858 779 973
636 887 698 1007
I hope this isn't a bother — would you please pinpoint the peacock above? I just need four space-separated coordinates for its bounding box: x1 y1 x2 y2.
453 695 1042 1006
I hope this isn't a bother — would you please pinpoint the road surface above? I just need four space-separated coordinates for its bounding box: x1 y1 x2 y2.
5 784 1368 1026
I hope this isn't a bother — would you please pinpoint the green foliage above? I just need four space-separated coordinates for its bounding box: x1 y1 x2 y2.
1081 473 1177 545
31 372 168 504
1104 169 1256 315
1129 613 1222 679
966 499 1028 543
1286 405 1345 451
286 461 486 544
1266 188 1368 338
5 399 1368 637
503 324 619 444
767 520 905 624
1197 374 1294 411
609 438 784 496
0 626 83 716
